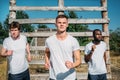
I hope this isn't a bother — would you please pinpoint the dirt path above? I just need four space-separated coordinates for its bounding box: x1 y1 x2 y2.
111 67 120 80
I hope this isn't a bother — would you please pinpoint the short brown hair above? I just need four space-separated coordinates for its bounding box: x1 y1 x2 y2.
56 15 68 22
9 21 21 30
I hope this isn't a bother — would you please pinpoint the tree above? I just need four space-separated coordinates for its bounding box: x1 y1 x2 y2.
0 22 8 44
37 24 48 28
66 11 90 46
110 28 120 54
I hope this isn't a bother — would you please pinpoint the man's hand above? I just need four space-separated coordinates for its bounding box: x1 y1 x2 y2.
45 63 50 70
27 54 32 62
7 50 13 56
91 45 96 51
65 61 74 69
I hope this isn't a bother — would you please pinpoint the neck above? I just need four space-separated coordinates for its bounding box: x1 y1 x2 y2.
12 34 20 40
56 32 67 40
92 40 101 45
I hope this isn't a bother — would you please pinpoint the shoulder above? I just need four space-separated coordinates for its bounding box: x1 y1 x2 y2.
86 41 93 46
100 41 106 45
20 35 27 40
46 35 55 41
3 37 11 42
100 41 107 47
20 34 26 38
68 35 77 40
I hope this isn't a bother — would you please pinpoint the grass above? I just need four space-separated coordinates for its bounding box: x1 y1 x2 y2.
0 54 120 80
0 57 7 80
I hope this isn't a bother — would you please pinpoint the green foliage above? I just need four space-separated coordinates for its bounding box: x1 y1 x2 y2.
110 28 120 54
16 11 29 19
66 11 90 46
37 24 48 28
0 22 8 44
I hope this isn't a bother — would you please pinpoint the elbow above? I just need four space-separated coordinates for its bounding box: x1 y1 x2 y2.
84 57 89 63
85 59 89 63
0 53 6 57
84 55 90 63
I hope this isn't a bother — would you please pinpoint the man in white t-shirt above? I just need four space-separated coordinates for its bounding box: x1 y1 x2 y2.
1 21 31 80
84 29 107 80
45 15 81 80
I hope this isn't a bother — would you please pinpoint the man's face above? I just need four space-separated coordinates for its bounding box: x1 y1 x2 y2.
55 18 68 33
94 31 102 41
10 28 20 39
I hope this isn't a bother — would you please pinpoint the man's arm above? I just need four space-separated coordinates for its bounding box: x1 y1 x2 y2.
84 45 96 63
65 49 81 69
84 50 93 63
1 47 13 57
73 49 81 67
104 51 107 66
45 48 50 69
26 43 31 62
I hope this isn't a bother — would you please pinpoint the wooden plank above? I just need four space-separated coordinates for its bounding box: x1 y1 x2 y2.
30 72 111 80
22 32 109 37
29 60 45 64
9 18 109 24
30 46 85 51
9 6 107 11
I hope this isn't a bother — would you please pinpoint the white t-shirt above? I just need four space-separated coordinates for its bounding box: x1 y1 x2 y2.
3 34 29 74
84 41 107 75
45 34 80 80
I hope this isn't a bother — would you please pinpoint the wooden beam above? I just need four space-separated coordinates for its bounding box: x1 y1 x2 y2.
22 32 109 37
10 6 107 11
30 72 111 79
9 18 109 24
30 46 85 51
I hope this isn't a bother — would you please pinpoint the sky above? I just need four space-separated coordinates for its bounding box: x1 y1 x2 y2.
0 0 120 31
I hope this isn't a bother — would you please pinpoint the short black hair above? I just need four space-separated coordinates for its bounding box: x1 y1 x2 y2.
93 29 102 36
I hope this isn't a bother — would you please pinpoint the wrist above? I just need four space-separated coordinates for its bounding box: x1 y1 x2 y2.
90 50 93 53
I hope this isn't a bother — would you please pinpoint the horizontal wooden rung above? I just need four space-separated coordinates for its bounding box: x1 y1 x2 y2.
9 18 109 24
22 32 109 37
10 6 107 11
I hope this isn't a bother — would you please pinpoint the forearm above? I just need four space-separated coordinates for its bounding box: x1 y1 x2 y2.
85 50 93 63
73 59 81 68
72 50 81 68
26 43 31 54
44 49 50 69
45 53 50 63
1 48 9 57
26 43 32 62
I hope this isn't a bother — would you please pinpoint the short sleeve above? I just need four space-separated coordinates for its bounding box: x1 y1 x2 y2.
84 45 90 55
72 38 80 51
45 38 49 48
24 35 27 44
3 38 8 49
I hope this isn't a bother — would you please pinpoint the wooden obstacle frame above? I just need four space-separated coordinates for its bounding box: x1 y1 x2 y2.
9 0 111 79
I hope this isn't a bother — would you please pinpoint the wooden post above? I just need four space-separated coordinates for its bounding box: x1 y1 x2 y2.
35 29 38 55
58 0 64 15
9 0 16 20
101 0 111 77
